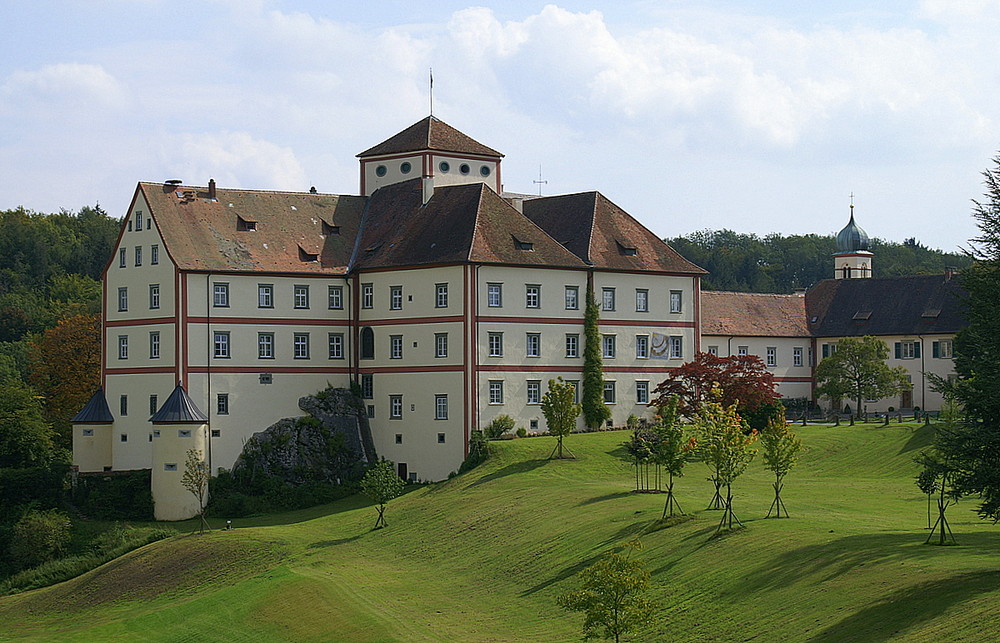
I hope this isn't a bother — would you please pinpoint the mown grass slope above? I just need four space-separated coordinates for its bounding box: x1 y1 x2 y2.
3 422 1000 642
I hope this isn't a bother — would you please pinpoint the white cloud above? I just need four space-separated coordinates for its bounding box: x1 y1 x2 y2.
2 62 128 109
160 131 308 192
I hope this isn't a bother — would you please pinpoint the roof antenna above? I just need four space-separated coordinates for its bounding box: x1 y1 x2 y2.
429 67 434 117
533 165 548 196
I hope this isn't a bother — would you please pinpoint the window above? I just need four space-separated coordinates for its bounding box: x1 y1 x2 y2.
178 429 191 438
213 283 229 307
896 341 920 359
602 287 616 311
934 340 954 359
118 335 128 360
390 395 403 419
390 285 403 310
526 333 540 358
119 248 126 268
395 433 402 444
636 381 649 404
135 211 142 230
737 346 748 356
328 333 344 359
808 347 815 366
214 331 230 358
149 395 158 415
822 343 837 359
435 283 448 308
565 334 579 358
294 285 309 309
489 380 504 404
435 333 448 358
603 381 616 404
564 286 579 310
435 395 448 420
294 333 310 359
121 433 129 442
487 283 502 307
527 380 541 405
151 244 159 265
766 347 777 367
362 283 373 309
258 284 273 308
258 332 274 359
636 335 649 359
119 394 128 416
602 334 616 359
211 429 221 438
149 284 160 309
488 332 503 357
635 289 649 312
118 287 128 312
328 285 344 310
360 327 375 359
259 373 272 384
390 335 403 359
361 374 373 399
164 463 177 472
217 393 229 415
134 246 142 266
793 347 803 367
149 331 160 359
526 285 540 308
568 380 581 403
669 336 683 359
707 345 719 356
83 428 94 437
670 291 683 314
438 432 446 443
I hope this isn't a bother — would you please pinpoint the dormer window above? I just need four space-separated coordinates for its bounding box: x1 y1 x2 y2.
513 236 533 251
322 220 340 236
852 311 872 321
237 216 256 231
616 240 637 256
298 246 319 262
922 309 941 319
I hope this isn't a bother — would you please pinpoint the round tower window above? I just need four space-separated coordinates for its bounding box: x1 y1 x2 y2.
460 163 470 175
480 165 491 177
375 165 387 177
439 161 450 173
400 162 412 174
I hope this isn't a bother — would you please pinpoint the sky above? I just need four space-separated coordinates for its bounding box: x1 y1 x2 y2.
3 1 1000 252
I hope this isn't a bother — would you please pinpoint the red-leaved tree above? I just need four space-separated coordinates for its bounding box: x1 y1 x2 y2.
651 353 780 429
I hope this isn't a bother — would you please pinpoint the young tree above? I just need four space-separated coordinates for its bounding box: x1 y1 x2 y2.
542 377 582 459
813 336 910 417
182 448 211 534
693 393 758 534
652 397 690 518
557 541 656 643
651 352 779 428
914 400 964 544
360 459 406 529
582 284 611 429
759 408 801 518
623 429 654 491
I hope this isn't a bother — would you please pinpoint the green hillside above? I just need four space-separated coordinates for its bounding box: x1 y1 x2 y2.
3 423 1000 642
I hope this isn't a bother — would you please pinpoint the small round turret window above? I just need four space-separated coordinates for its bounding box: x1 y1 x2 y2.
460 163 471 175
480 165 491 177
439 161 450 173
400 162 412 174
375 165 387 177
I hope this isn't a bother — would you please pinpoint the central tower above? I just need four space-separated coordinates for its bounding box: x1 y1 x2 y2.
833 205 873 279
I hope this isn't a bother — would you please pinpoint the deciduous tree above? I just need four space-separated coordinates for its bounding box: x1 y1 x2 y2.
361 459 406 529
813 336 910 417
182 448 211 534
0 380 56 468
759 408 801 518
693 393 758 534
557 540 656 643
652 397 690 518
651 353 779 428
543 377 582 459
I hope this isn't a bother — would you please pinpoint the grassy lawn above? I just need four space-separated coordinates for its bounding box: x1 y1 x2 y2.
2 421 1000 642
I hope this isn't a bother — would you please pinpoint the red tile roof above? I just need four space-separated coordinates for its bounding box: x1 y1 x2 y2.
701 291 809 337
140 182 364 275
522 192 707 274
357 116 503 158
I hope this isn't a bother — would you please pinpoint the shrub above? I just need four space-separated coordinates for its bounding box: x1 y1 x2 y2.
9 509 72 570
459 430 490 474
516 427 527 438
484 415 515 439
71 470 153 520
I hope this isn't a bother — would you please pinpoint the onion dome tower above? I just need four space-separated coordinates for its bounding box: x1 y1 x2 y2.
833 204 873 279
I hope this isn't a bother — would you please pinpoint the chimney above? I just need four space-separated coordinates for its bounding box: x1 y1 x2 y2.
508 197 524 213
208 178 217 200
945 266 958 281
422 176 434 205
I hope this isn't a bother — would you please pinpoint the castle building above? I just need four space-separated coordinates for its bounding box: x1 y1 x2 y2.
73 116 964 520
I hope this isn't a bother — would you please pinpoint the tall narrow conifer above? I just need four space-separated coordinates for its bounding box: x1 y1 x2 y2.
583 279 611 429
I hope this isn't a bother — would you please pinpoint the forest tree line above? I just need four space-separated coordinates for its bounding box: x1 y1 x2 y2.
666 229 972 293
